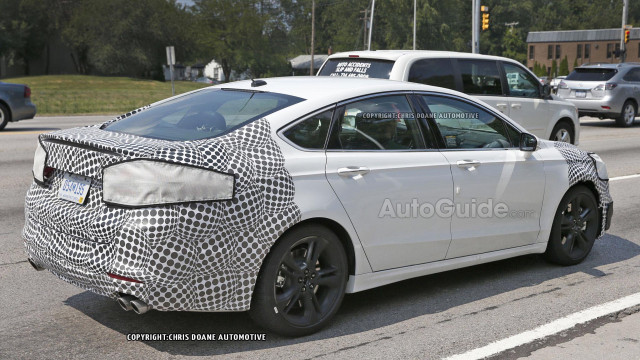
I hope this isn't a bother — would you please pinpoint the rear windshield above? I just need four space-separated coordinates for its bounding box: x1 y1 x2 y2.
565 68 617 81
105 88 304 141
317 58 395 79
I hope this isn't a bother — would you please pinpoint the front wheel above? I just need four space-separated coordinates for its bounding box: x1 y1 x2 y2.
550 121 574 144
544 185 599 265
249 224 348 337
616 101 636 127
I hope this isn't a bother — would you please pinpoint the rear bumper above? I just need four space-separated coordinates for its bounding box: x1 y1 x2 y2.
12 103 37 121
564 98 624 116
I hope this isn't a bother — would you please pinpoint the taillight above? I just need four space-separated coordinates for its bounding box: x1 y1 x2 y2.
594 83 617 91
43 166 54 180
558 81 568 89
24 86 31 98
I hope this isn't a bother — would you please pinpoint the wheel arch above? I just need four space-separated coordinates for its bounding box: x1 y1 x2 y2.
624 98 638 112
274 217 357 276
553 117 576 143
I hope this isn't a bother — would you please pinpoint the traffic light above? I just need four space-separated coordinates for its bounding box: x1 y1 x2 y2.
625 30 630 44
481 7 489 31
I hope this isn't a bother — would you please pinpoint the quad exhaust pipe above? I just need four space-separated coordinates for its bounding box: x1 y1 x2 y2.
116 294 150 314
28 258 45 271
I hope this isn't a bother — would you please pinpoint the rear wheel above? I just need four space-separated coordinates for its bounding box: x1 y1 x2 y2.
0 103 10 130
544 185 599 265
249 224 348 337
550 121 574 144
616 101 636 127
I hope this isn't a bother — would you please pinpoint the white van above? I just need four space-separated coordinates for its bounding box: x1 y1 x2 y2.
318 50 580 144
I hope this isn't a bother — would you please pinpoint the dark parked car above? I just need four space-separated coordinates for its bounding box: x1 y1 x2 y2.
0 81 37 130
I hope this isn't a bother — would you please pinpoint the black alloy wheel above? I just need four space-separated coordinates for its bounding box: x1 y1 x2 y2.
250 224 347 336
544 185 599 265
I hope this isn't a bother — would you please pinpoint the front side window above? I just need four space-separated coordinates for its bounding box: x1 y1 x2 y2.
458 59 503 95
282 109 333 149
421 95 514 149
503 63 541 98
327 95 425 150
105 89 304 141
408 58 456 90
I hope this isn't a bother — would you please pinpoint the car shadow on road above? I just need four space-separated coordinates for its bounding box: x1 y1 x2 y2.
64 233 639 356
2 127 60 132
580 119 640 128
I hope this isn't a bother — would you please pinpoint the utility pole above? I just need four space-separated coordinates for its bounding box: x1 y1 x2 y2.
360 8 369 50
621 0 629 63
413 0 417 50
368 0 375 50
471 0 480 53
310 0 315 75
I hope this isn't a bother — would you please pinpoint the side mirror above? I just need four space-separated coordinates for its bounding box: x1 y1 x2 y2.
542 83 551 97
520 133 538 152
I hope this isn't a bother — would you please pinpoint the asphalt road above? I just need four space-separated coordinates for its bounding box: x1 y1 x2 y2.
0 116 639 360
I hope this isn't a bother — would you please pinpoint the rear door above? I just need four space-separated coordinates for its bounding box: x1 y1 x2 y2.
455 59 510 116
324 93 453 271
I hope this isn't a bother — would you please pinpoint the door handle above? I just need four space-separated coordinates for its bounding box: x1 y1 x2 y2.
337 166 370 177
496 103 508 108
511 103 522 109
456 160 481 170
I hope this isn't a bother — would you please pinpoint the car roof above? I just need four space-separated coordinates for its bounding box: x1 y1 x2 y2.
325 50 521 64
577 62 640 69
211 76 465 102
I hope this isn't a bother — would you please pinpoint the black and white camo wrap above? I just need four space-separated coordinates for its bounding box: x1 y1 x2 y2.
23 114 302 312
553 142 612 237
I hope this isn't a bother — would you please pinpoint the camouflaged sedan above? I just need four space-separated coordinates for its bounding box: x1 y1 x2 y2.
24 77 612 336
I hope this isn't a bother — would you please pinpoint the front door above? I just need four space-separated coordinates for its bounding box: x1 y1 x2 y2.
420 94 545 259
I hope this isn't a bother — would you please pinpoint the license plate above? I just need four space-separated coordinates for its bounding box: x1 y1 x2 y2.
575 90 586 98
58 173 91 204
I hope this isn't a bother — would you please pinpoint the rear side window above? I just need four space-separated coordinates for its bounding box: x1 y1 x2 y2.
458 60 503 95
317 59 395 79
282 109 333 149
327 95 426 150
565 68 617 81
408 58 456 90
622 68 640 82
105 89 304 141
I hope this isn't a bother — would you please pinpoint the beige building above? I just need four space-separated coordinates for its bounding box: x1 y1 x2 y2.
526 28 640 77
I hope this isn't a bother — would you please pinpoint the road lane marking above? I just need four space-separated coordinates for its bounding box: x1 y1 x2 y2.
444 292 640 360
610 174 640 181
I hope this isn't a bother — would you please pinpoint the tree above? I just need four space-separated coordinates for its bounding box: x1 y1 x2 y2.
559 56 569 76
573 57 578 70
551 59 557 77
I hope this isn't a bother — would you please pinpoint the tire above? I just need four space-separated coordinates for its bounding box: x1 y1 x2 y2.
549 121 574 144
615 101 636 127
0 103 10 130
544 185 599 266
249 224 348 337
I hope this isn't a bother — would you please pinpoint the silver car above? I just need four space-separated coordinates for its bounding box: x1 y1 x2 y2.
557 63 640 127
0 81 37 130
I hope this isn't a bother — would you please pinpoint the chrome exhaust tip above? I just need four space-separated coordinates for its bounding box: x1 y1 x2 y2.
116 295 136 311
130 299 149 314
28 258 45 271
